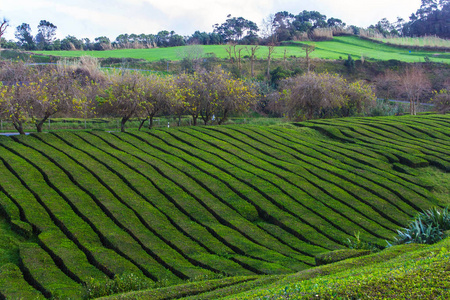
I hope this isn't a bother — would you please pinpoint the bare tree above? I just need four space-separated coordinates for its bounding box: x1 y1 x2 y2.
261 14 277 44
0 61 77 134
374 70 401 100
97 71 146 132
400 66 431 115
246 45 260 77
281 72 347 120
0 81 33 135
139 74 173 129
302 44 316 72
266 45 276 79
0 18 9 49
432 89 450 114
283 48 288 68
261 14 278 80
224 42 235 62
233 44 245 73
32 67 78 132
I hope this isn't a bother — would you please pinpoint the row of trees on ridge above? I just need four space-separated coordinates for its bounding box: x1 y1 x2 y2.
0 59 258 133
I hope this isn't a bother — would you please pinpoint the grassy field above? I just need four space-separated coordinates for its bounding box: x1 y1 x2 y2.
0 114 448 299
32 36 450 64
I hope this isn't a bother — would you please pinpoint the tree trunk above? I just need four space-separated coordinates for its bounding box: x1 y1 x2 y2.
13 122 26 135
218 110 229 125
306 51 310 73
251 58 254 77
35 116 49 133
138 117 148 131
308 107 314 120
149 116 154 129
121 116 129 132
193 115 198 126
201 111 210 125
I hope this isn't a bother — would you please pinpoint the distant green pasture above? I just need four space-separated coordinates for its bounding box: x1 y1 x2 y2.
33 36 450 64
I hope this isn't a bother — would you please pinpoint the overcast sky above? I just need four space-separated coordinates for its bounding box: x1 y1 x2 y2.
1 0 422 42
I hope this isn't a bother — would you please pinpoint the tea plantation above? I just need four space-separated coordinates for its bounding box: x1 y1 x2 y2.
0 114 448 299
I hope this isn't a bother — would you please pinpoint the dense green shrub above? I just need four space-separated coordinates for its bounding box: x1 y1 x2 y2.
369 98 407 116
280 72 376 120
432 89 450 114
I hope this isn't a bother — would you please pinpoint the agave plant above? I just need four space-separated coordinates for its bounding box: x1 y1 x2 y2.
388 206 450 246
419 207 450 231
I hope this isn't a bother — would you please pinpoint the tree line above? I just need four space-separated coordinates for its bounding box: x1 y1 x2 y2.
0 58 258 134
0 57 394 134
2 0 447 52
2 58 449 135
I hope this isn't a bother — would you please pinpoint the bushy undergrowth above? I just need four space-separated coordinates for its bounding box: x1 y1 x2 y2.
369 98 407 116
389 207 450 246
84 273 155 299
345 231 383 252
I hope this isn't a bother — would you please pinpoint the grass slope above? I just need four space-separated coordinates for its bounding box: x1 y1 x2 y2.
223 237 450 299
0 114 448 299
98 238 450 299
32 36 450 64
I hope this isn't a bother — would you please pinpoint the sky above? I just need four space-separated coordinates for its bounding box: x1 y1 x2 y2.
1 0 422 42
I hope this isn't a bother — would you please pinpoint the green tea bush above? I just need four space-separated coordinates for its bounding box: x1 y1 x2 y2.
84 272 154 298
315 249 370 266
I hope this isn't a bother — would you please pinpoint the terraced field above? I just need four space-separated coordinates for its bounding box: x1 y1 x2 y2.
0 114 448 299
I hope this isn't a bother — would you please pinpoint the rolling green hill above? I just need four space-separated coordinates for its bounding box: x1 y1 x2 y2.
32 36 450 64
0 114 448 299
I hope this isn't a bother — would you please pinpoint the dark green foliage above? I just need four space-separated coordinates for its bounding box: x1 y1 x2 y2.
269 66 301 87
403 0 450 38
0 263 45 299
344 54 355 72
19 243 84 299
0 114 447 298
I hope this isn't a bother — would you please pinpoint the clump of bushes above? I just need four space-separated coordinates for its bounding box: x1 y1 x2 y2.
277 72 376 120
389 207 450 246
369 98 407 116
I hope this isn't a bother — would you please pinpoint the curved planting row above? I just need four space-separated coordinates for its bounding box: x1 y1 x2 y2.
0 114 448 299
